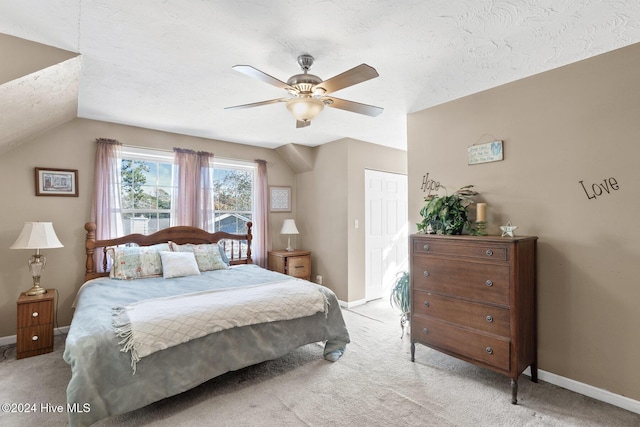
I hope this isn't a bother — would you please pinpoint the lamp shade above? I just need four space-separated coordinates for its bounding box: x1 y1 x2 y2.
280 219 299 235
11 222 64 249
286 97 324 122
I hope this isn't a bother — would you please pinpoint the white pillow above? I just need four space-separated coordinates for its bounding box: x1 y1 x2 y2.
159 251 201 279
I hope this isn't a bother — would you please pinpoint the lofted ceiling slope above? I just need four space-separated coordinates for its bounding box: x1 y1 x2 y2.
1 0 640 151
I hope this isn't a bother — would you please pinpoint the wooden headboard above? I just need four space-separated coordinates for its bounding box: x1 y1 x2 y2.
84 222 253 281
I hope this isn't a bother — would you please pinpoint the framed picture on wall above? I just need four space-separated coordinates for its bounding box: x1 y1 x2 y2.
269 186 291 212
35 167 79 197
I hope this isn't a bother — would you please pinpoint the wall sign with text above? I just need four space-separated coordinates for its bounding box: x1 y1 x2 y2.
468 140 503 165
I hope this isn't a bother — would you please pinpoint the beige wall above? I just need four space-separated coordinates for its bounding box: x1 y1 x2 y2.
0 118 295 337
297 138 407 302
407 43 640 400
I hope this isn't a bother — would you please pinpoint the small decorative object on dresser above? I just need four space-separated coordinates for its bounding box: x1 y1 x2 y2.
417 185 478 235
16 290 55 359
410 234 538 404
268 250 311 281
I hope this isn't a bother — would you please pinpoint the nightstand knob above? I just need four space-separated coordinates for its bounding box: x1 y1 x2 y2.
486 315 494 323
486 249 494 256
486 347 493 354
32 311 39 318
422 328 429 335
423 271 429 277
486 280 493 287
423 301 430 308
32 335 39 341
423 244 429 251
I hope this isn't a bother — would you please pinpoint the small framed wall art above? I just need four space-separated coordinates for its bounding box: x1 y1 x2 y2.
269 186 291 212
35 167 79 197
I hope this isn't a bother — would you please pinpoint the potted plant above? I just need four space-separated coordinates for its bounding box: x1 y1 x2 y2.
417 185 478 235
390 271 410 338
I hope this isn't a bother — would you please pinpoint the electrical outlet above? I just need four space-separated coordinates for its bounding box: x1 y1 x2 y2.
316 275 323 285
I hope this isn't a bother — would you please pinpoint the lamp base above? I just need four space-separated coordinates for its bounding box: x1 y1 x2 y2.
25 285 47 296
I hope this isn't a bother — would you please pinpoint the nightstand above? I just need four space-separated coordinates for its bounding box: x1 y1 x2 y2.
16 289 55 359
268 250 311 281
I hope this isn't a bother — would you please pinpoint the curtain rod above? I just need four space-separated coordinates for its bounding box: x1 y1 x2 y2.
120 143 269 164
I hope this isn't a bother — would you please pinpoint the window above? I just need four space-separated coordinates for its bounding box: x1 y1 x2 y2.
120 147 255 235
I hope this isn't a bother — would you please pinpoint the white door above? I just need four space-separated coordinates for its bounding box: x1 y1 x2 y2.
365 169 408 301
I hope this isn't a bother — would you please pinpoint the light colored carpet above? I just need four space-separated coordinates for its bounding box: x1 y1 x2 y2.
1 299 639 426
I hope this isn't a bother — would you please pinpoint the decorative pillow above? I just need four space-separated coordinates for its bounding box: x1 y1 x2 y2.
107 243 170 280
159 251 201 279
169 242 228 271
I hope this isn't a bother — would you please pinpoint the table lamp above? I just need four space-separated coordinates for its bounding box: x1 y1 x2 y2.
280 219 299 252
10 222 64 296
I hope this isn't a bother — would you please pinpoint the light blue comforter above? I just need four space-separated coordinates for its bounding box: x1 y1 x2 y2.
63 265 350 426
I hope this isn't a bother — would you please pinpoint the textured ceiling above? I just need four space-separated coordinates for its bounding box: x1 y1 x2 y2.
2 0 640 151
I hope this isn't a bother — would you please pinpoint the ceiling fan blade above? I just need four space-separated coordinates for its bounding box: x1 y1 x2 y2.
225 98 288 110
232 65 294 91
324 97 383 117
316 64 379 94
296 120 311 128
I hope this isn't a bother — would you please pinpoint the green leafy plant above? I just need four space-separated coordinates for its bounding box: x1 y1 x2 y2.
417 185 478 235
390 271 410 338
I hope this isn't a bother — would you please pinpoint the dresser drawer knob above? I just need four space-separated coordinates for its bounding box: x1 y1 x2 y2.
486 315 493 323
486 249 494 256
32 335 39 341
423 244 430 251
486 347 493 354
422 328 429 335
424 301 430 308
32 311 39 318
485 280 493 287
423 271 429 277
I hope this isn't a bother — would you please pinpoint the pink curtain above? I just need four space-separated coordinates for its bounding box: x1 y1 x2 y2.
172 148 214 230
91 138 124 268
254 159 268 268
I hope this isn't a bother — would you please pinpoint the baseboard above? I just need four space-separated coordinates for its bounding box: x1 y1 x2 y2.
338 298 366 308
0 326 69 347
523 367 640 415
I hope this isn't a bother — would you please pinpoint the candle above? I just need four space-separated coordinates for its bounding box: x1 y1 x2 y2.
477 203 486 222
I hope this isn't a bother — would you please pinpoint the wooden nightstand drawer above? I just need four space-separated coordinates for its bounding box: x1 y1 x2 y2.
287 256 310 279
17 300 54 327
17 324 53 353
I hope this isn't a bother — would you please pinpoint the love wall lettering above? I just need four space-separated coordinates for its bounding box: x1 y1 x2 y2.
579 177 620 200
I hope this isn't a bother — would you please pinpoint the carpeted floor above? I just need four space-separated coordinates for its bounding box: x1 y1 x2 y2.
1 299 639 426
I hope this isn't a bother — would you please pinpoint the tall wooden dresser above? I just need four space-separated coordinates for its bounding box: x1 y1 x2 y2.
410 234 537 403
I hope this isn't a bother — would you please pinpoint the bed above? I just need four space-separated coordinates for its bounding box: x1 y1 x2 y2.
63 222 350 426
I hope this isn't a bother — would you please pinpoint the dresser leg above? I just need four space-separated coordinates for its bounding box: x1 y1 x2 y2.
511 379 518 404
530 361 538 383
411 342 415 362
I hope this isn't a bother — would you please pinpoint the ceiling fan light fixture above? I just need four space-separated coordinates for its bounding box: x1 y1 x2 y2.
286 97 324 122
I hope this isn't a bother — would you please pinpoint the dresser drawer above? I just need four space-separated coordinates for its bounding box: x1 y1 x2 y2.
17 300 54 327
413 239 508 261
287 256 310 279
412 316 511 371
412 290 510 337
413 257 510 306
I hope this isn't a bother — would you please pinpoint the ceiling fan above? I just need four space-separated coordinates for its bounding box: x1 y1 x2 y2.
225 54 383 128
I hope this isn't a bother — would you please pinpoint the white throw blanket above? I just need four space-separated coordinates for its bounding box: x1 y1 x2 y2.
113 280 328 372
